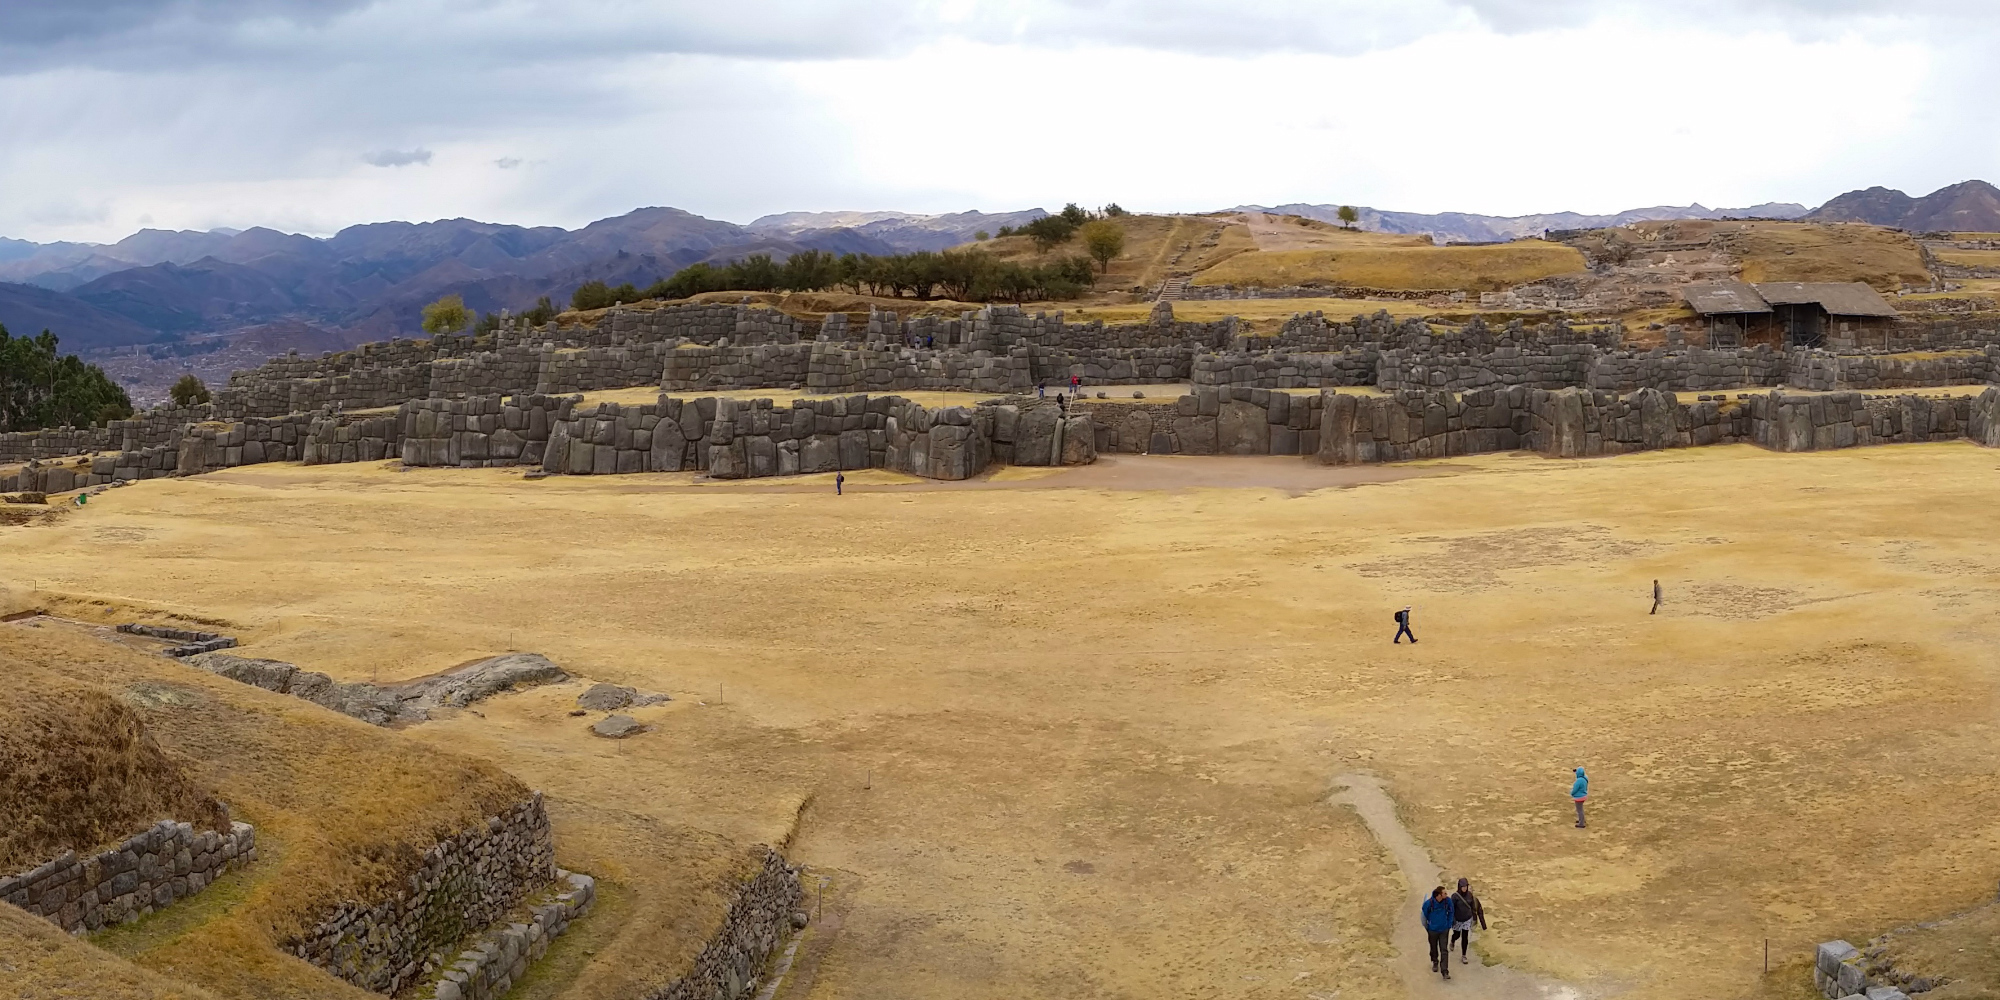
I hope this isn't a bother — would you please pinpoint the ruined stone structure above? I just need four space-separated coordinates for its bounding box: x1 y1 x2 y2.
5 302 2000 494
644 849 803 1000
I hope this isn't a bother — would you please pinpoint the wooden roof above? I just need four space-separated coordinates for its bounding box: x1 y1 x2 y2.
1683 281 1898 318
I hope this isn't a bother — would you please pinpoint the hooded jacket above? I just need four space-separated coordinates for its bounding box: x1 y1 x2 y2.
1422 894 1455 933
1570 768 1588 800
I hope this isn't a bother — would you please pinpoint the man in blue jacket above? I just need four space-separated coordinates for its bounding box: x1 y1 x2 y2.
1422 885 1455 979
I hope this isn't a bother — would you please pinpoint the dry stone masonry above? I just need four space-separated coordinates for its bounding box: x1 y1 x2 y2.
426 870 596 1000
184 651 568 727
644 849 803 1000
0 817 257 934
286 795 557 996
4 302 2000 492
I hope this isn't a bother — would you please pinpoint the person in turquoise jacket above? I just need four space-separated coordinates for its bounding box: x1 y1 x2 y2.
1571 767 1589 828
1421 886 1455 979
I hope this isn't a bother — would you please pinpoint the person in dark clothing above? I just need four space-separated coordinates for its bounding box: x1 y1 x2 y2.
1037 382 1046 398
1651 579 1662 615
1057 393 1068 413
1421 886 1454 979
1394 606 1417 644
835 472 845 496
1449 877 1487 964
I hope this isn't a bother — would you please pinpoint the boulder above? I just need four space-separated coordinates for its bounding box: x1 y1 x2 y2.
591 714 645 739
577 683 636 712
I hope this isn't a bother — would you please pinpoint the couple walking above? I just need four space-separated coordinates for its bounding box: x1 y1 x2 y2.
1419 878 1487 979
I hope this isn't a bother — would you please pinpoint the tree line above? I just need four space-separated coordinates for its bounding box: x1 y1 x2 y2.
0 325 134 433
571 249 1101 310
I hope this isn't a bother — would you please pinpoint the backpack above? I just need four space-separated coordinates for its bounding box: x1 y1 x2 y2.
1393 610 1405 623
1452 893 1473 921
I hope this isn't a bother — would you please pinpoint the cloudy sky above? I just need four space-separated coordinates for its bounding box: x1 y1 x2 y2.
1 0 1995 242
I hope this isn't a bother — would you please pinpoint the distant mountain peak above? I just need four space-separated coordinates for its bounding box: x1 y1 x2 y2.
1804 179 2000 232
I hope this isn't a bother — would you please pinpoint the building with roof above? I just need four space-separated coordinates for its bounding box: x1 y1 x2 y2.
1682 281 1899 348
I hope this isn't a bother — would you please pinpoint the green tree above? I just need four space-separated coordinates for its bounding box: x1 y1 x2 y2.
571 281 616 311
522 296 556 325
1337 205 1359 229
421 294 471 334
169 374 211 407
1101 203 1127 217
1022 215 1077 253
0 325 133 433
1079 220 1125 274
1059 203 1091 226
974 230 990 241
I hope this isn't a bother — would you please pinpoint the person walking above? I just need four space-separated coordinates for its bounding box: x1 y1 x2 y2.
1393 606 1417 644
1070 374 1081 396
1037 382 1046 399
1571 767 1589 828
1422 886 1454 980
1449 877 1486 964
1650 579 1662 615
835 471 845 496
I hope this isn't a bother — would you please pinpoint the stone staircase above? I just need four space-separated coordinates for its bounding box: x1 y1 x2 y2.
1156 275 1191 302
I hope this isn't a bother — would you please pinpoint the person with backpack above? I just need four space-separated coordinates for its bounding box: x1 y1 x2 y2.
1421 886 1454 980
835 471 845 496
1571 767 1589 828
1449 877 1486 964
1393 606 1417 644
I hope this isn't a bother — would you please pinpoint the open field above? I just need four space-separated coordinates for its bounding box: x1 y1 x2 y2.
7 444 2000 999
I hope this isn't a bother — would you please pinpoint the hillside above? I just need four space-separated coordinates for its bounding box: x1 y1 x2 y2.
1804 180 2000 232
1243 200 1811 244
0 279 157 349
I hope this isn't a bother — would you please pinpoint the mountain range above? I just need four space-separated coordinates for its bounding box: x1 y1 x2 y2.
3 184 1996 360
1236 202 1812 243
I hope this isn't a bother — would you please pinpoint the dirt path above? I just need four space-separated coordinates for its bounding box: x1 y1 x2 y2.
1332 774 1585 1000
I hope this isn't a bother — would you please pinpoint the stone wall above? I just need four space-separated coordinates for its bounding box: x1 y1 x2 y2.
174 414 314 474
1317 386 2000 464
644 849 803 1000
1786 347 1996 392
429 870 596 1000
0 818 257 934
1079 387 1326 457
1191 351 1376 389
286 794 556 996
1319 388 1533 464
395 395 572 469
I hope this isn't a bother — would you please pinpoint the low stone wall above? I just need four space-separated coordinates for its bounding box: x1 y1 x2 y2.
286 795 556 996
429 870 596 1000
1380 344 1596 393
0 818 257 934
301 413 405 465
1814 939 1919 1000
644 849 803 1000
396 395 572 469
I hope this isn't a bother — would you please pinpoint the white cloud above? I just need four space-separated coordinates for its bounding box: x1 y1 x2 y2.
0 1 1990 242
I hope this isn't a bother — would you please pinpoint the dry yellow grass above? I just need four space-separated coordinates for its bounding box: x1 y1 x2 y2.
1932 249 2000 269
1192 241 1587 292
1727 222 1932 288
7 443 2000 999
0 900 224 1000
